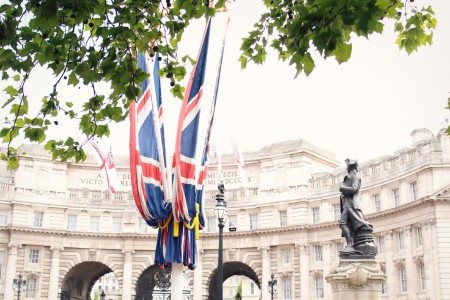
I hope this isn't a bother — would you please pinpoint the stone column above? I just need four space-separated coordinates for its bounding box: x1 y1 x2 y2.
122 249 134 300
193 248 204 299
322 242 333 298
259 246 271 300
298 243 310 300
424 219 439 299
383 231 396 299
326 259 386 300
48 247 63 299
4 243 22 300
403 226 415 299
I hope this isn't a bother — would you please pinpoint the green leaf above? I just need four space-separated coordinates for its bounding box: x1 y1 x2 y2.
24 127 46 143
303 53 315 76
334 43 352 64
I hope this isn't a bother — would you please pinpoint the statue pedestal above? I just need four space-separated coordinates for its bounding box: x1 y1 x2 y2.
326 259 386 300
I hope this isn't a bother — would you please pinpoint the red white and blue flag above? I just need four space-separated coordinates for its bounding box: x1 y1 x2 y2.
90 141 120 194
130 52 171 225
172 18 212 223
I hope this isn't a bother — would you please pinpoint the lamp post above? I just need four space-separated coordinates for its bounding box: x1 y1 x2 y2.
12 273 27 300
100 290 106 300
267 274 277 300
214 182 226 300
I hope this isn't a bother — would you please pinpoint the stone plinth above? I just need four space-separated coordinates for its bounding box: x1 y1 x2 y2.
326 259 386 300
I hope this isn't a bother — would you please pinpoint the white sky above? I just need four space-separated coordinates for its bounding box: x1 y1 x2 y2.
2 0 450 167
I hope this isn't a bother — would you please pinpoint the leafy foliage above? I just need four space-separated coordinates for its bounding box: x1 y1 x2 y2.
0 0 437 168
240 0 436 77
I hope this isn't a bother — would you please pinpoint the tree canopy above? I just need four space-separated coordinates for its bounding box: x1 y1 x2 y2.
0 0 437 169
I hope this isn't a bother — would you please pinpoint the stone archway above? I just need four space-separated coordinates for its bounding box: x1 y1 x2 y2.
208 261 261 300
135 265 160 300
61 261 114 300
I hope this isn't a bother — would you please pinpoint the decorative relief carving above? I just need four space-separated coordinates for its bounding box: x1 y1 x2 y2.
50 247 63 258
275 166 288 193
123 249 135 261
258 246 270 258
310 269 323 278
413 255 424 265
394 259 405 269
89 248 97 261
228 248 237 261
8 242 22 255
34 168 49 195
295 243 309 255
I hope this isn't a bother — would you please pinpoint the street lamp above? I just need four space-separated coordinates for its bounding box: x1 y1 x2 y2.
214 182 226 300
100 290 106 300
267 274 277 300
12 273 27 300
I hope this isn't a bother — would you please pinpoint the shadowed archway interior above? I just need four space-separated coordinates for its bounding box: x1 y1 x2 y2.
61 261 113 300
208 261 261 300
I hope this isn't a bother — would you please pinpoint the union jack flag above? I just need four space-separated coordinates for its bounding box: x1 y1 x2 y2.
130 52 171 225
172 18 212 223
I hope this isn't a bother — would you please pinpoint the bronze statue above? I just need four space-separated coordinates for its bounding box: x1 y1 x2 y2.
339 159 377 257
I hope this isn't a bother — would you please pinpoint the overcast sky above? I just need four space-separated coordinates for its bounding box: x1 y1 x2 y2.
2 0 449 168
125 0 450 167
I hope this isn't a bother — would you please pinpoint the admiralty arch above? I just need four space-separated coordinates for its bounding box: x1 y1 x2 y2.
1 127 450 300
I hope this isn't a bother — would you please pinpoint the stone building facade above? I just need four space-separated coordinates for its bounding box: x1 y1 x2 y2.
0 128 449 300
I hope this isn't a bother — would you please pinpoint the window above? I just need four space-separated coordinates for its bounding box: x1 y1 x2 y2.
90 216 100 232
419 263 426 290
282 277 292 300
29 249 39 264
312 207 320 224
0 209 8 226
139 218 147 233
0 251 4 278
33 211 44 228
373 194 381 212
314 245 323 261
378 236 385 253
250 282 255 294
280 210 287 227
112 217 122 233
228 215 237 230
315 276 324 298
333 204 340 221
282 249 291 264
400 267 407 293
392 188 400 207
416 227 423 247
250 213 258 230
67 214 77 231
398 232 405 250
26 277 37 298
410 181 418 200
207 216 216 232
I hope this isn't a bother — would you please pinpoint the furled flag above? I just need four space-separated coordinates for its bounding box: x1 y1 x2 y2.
90 141 120 193
129 52 171 227
196 17 230 231
231 141 247 187
167 18 212 267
